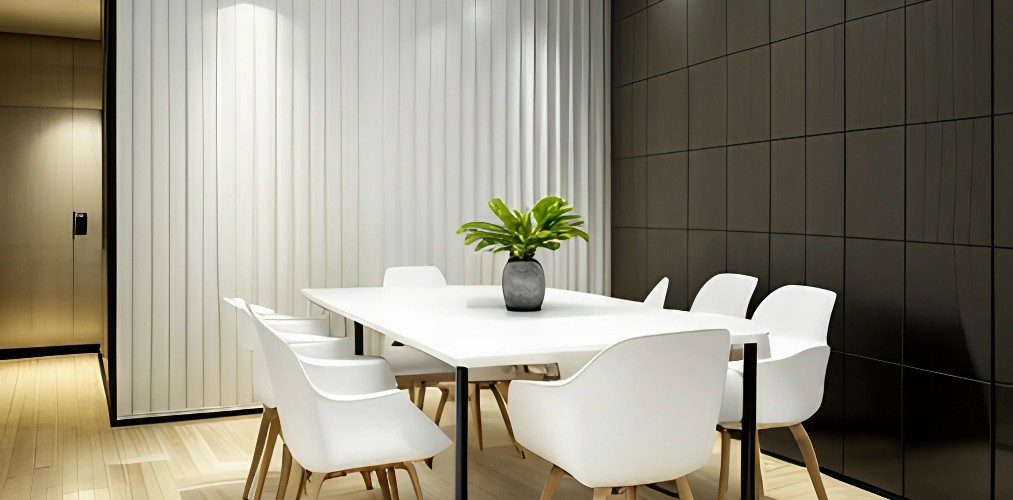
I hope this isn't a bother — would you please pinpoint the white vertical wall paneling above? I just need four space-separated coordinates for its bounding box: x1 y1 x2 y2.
116 0 608 417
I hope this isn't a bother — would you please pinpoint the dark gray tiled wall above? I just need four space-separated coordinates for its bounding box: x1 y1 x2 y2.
610 0 1008 496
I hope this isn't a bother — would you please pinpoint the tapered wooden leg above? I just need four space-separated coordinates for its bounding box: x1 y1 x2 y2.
403 462 424 499
386 468 401 500
360 470 374 490
286 463 306 500
755 431 764 499
625 485 638 499
675 477 695 500
717 428 730 500
302 472 324 500
244 408 274 499
489 382 525 458
254 417 280 500
416 383 428 411
789 424 829 500
496 381 510 403
276 445 292 500
469 383 484 450
592 487 610 500
408 385 416 403
434 386 450 425
539 465 565 500
377 468 393 500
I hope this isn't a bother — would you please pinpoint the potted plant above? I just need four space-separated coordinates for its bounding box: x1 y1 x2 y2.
457 196 589 311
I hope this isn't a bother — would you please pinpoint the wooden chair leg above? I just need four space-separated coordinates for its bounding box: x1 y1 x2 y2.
254 417 280 500
755 431 764 499
717 428 730 500
403 461 424 499
789 424 829 500
675 477 695 500
377 468 393 500
625 485 638 499
386 468 401 500
407 385 416 403
416 383 428 412
434 386 450 425
496 381 510 403
276 445 292 500
592 487 611 500
244 408 274 499
469 383 484 450
489 382 525 458
360 470 374 490
539 465 565 500
286 463 306 500
302 472 324 500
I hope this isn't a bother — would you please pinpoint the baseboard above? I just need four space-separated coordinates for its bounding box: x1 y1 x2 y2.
111 406 263 427
0 343 101 360
761 449 907 500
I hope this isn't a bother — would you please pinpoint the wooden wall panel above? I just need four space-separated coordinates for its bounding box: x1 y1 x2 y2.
115 0 608 418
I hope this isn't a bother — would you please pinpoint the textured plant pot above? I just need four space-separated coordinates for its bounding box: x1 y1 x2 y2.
502 258 546 311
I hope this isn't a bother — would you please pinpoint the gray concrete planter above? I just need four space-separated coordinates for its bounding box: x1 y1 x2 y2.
502 258 546 311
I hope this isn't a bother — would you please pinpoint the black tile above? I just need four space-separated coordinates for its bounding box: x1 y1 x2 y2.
771 36 805 139
997 115 1013 247
688 58 727 149
612 158 647 227
687 0 726 64
616 81 647 158
906 0 992 122
615 0 648 21
771 0 805 40
727 0 769 52
770 233 805 290
905 243 992 381
845 10 905 130
998 249 1013 384
647 229 689 309
806 236 844 351
806 0 844 30
727 46 770 144
846 0 903 19
646 153 688 228
611 228 648 300
843 356 903 495
906 119 992 246
846 127 905 240
617 10 649 86
904 370 992 500
648 0 688 76
844 238 903 362
771 138 805 233
727 231 769 314
727 142 770 232
805 133 844 236
998 0 1013 114
806 25 845 134
688 147 727 230
688 230 727 303
998 384 1013 499
646 70 689 154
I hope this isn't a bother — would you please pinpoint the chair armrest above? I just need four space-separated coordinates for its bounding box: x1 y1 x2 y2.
268 317 332 336
721 345 830 425
289 337 352 358
300 356 398 396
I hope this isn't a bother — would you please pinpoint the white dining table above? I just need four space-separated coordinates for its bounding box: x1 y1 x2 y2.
302 285 765 499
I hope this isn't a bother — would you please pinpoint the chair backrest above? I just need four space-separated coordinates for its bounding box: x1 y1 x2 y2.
689 273 759 317
751 285 837 359
563 330 730 485
643 277 669 308
222 296 279 350
382 266 447 287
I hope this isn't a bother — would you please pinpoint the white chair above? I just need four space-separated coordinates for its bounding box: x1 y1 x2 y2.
249 306 451 500
643 277 669 308
511 329 731 499
716 285 836 500
690 273 759 318
224 297 368 500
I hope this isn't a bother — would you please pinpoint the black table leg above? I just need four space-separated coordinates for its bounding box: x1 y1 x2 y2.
741 342 758 499
354 322 363 356
455 366 469 500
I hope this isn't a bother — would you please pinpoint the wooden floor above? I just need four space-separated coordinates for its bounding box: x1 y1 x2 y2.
0 355 880 499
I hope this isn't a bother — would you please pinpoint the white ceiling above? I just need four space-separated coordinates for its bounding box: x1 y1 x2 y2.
0 0 101 40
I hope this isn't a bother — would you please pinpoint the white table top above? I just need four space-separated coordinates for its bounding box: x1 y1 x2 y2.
302 286 770 368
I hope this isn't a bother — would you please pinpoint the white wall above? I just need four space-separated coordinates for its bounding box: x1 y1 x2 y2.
115 0 609 418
